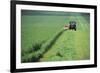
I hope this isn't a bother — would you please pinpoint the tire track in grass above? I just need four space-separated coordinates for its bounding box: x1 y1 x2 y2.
77 14 89 31
74 31 90 60
72 14 90 60
75 15 85 31
75 13 89 31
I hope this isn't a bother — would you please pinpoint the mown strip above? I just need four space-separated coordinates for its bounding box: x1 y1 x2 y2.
22 29 66 62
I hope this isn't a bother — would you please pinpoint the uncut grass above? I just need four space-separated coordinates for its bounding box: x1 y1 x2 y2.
21 16 67 50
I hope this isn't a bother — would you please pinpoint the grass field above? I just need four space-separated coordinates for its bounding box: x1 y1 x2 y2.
21 10 90 63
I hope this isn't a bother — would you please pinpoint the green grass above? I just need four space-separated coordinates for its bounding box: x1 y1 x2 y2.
21 15 67 54
40 13 90 61
21 10 90 62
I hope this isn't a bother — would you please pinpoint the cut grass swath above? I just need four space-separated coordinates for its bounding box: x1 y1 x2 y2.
22 29 65 62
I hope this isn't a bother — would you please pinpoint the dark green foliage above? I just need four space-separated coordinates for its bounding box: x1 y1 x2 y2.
32 43 42 51
56 52 62 57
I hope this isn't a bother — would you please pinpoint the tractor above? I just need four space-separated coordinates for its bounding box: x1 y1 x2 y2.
69 21 76 31
64 21 77 31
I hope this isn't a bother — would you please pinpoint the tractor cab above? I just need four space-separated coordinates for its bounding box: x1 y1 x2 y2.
69 21 76 31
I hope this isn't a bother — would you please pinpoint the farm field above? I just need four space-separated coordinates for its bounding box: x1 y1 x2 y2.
21 10 90 63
